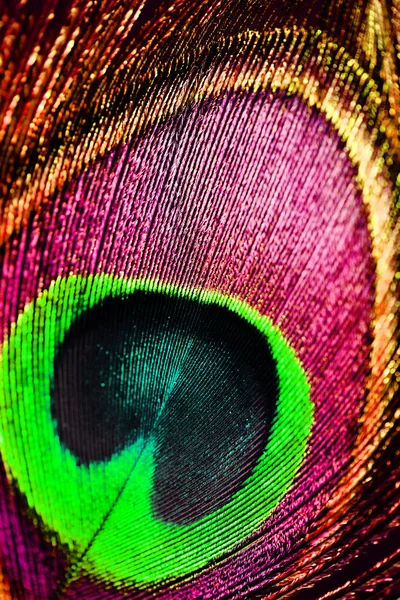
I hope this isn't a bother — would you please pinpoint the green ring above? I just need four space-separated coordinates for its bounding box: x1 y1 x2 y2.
0 273 313 586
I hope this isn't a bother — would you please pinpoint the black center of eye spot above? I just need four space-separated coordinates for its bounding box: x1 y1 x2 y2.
51 290 278 524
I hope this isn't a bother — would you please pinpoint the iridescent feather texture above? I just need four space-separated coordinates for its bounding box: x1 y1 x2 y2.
0 0 399 598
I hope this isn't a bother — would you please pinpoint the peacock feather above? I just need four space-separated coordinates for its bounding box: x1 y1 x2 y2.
0 0 399 598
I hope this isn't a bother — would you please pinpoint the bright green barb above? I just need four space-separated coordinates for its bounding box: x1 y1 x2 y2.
0 274 313 587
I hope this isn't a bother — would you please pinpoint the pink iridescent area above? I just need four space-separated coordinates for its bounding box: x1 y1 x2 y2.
0 92 374 598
